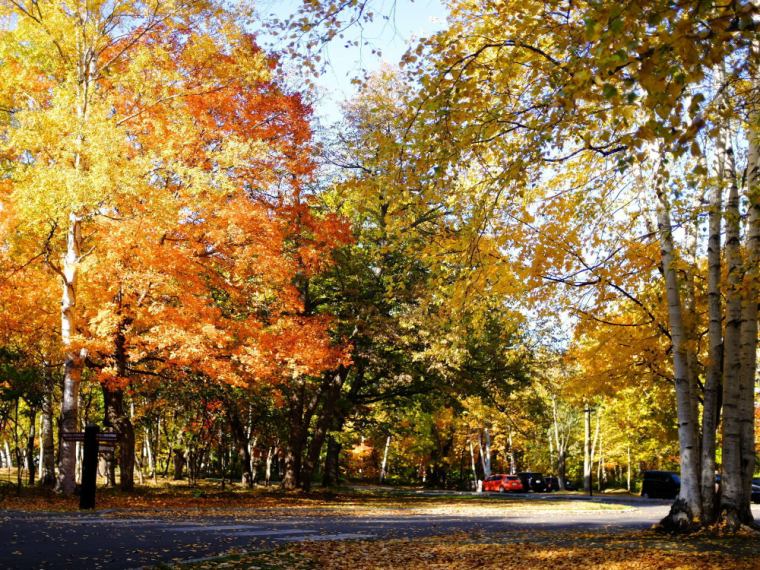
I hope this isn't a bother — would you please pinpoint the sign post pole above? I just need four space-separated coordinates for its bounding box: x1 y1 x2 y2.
80 424 99 509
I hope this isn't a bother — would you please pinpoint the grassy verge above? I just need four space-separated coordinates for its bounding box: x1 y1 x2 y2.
0 479 630 515
173 529 760 569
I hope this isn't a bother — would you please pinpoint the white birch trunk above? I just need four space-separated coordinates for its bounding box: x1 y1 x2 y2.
249 436 258 485
265 446 274 486
75 441 82 483
655 165 702 524
738 57 759 521
591 408 601 490
37 413 44 481
3 440 11 469
701 124 724 520
596 422 603 492
469 440 478 487
584 406 591 493
548 428 555 470
479 429 491 478
507 429 516 475
57 213 84 495
57 10 96 494
154 417 160 483
720 129 744 525
379 436 391 483
145 428 154 478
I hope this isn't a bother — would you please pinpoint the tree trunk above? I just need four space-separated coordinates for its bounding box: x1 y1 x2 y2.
249 437 259 486
3 440 12 470
322 436 342 487
281 443 302 490
119 402 135 491
301 368 347 491
469 440 478 488
265 445 276 486
57 213 84 496
551 396 566 489
591 409 601 491
507 429 516 475
379 436 391 483
548 428 555 471
479 429 492 478
136 441 145 486
719 126 747 530
103 385 134 491
145 428 155 480
281 407 303 489
701 130 724 522
39 365 56 487
229 409 252 487
281 377 323 490
26 408 37 486
655 164 702 529
597 424 604 492
738 73 759 525
683 214 702 467
584 405 593 494
153 417 161 483
173 448 185 480
300 430 324 492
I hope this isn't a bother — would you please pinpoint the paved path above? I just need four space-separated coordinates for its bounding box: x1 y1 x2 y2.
1 496 753 569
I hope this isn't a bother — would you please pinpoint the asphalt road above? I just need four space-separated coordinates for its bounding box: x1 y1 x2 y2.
1 494 751 569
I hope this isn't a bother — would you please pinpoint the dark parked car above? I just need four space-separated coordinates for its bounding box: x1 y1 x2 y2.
641 471 680 499
545 476 576 491
714 475 760 503
517 472 546 492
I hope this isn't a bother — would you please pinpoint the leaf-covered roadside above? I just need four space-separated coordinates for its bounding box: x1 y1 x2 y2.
0 481 628 515
176 530 760 569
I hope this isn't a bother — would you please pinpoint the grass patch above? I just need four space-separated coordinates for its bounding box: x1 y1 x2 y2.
0 475 630 515
169 529 760 569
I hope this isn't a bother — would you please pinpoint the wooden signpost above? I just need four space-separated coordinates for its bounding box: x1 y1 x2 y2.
62 426 118 509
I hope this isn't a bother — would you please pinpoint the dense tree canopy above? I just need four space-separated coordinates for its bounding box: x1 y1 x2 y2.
0 0 757 540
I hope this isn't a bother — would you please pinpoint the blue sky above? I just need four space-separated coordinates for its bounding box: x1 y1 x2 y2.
254 0 448 122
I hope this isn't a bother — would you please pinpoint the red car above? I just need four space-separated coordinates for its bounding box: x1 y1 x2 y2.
483 474 524 493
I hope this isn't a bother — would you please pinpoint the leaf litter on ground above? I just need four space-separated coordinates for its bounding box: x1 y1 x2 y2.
172 529 760 569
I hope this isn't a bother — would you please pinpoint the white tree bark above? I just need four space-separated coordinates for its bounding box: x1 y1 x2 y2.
583 405 591 493
507 429 516 475
719 127 744 524
701 121 724 521
469 440 478 486
57 213 84 495
379 436 391 483
479 429 492 478
249 436 258 486
738 54 759 521
3 440 12 469
655 164 702 524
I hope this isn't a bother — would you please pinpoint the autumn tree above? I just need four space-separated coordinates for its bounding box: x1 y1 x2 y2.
0 0 350 494
291 0 759 530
